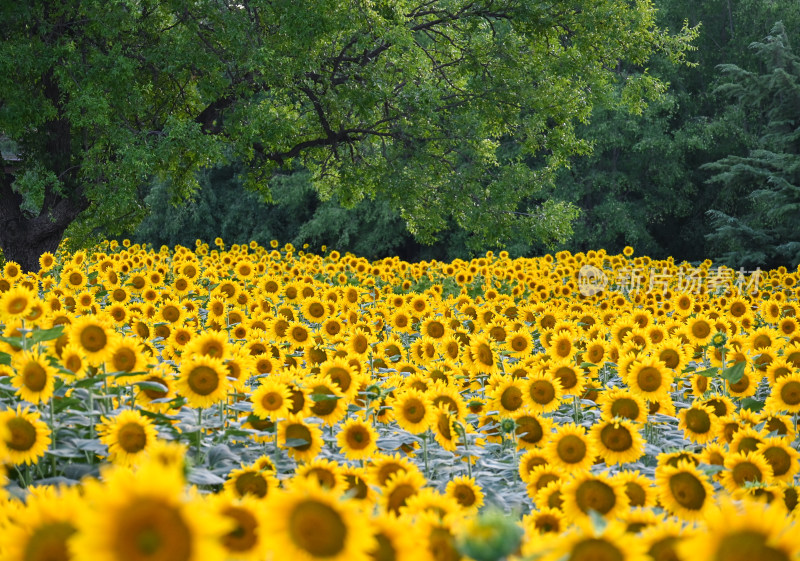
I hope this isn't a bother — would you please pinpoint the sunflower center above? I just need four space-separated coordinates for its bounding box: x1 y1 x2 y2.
516 416 545 445
427 321 445 339
162 306 180 323
732 462 763 486
624 482 647 507
142 376 168 400
692 321 711 339
600 424 633 451
310 387 338 416
6 417 37 451
371 533 397 561
684 409 712 433
714 531 790 561
500 386 523 411
647 536 680 561
570 538 624 561
753 335 772 349
306 468 337 489
115 498 192 561
22 361 48 392
8 295 29 314
285 424 312 452
437 414 453 441
557 434 587 464
530 380 555 404
326 367 351 392
23 521 76 561
511 336 528 351
80 325 108 353
234 472 268 498
554 367 578 390
636 367 662 392
533 513 560 533
780 382 800 405
187 366 220 396
262 392 283 410
610 398 640 420
668 471 706 510
729 374 750 393
454 485 476 507
660 349 679 369
344 474 369 499
346 427 370 449
288 500 347 557
65 354 83 374
763 447 791 477
113 347 137 372
403 399 426 423
575 479 616 515
117 422 148 454
387 484 417 515
475 343 493 367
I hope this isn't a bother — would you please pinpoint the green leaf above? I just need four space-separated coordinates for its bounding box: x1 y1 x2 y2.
587 509 608 533
133 381 169 393
720 362 746 384
695 367 720 378
0 351 10 366
740 397 765 412
30 325 64 345
309 393 341 402
282 438 310 448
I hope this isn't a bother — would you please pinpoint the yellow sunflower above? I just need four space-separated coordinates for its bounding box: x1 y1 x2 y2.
612 470 656 509
445 475 484 514
532 519 647 561
589 417 645 466
294 458 346 493
66 315 117 366
677 403 719 444
523 371 564 414
223 465 279 499
208 494 268 561
544 423 595 472
654 460 714 521
251 378 292 420
626 357 672 401
757 436 800 483
0 406 51 465
336 417 379 461
678 497 800 561
766 371 800 413
382 469 428 516
10 350 57 404
278 415 324 463
367 513 423 561
97 409 158 466
176 354 230 409
720 451 774 494
262 478 375 561
561 472 629 522
597 388 648 424
0 286 39 322
72 461 229 561
0 485 82 561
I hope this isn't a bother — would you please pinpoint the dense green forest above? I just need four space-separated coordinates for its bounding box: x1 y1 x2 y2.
133 0 800 267
2 1 799 268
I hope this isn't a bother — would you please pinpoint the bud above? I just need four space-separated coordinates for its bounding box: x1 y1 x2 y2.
455 509 523 561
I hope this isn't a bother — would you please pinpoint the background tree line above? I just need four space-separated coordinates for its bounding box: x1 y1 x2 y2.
132 0 800 268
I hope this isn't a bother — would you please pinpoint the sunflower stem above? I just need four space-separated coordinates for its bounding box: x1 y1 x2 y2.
196 407 203 460
422 430 430 479
48 397 57 476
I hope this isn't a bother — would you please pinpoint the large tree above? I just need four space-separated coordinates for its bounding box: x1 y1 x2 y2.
0 0 693 270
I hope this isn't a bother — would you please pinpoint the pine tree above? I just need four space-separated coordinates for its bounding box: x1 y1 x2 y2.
705 22 800 268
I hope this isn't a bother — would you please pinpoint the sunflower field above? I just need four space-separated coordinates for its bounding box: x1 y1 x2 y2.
0 240 799 561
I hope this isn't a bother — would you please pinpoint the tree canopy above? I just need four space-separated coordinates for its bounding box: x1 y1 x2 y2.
0 0 695 270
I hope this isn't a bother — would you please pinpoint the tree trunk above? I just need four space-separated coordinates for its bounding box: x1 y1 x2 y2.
0 171 89 273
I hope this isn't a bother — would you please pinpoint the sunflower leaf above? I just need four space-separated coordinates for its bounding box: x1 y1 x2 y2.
30 325 64 345
282 438 310 448
740 397 765 412
132 380 169 393
187 468 225 486
720 361 746 384
0 351 9 366
587 509 608 533
695 367 720 377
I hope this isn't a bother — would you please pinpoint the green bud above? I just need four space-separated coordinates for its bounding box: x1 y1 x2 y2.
455 509 523 561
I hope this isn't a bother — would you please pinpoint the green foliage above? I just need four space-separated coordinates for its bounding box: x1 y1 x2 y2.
0 0 695 269
705 22 800 268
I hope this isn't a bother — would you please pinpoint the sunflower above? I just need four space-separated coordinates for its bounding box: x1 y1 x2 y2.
382 470 428 516
544 423 595 472
518 449 550 482
252 379 292 420
307 376 348 426
548 331 577 360
523 371 563 414
367 513 422 561
654 460 714 521
468 334 499 375
513 412 553 450
10 350 57 404
653 338 689 372
72 460 228 561
685 313 716 346
626 357 671 400
720 451 774 494
97 410 158 466
639 516 695 561
135 364 176 412
526 465 564 500
547 358 586 398
66 315 117 366
765 372 800 413
319 358 361 400
445 475 484 514
561 472 629 522
523 507 565 535
0 485 82 561
278 416 324 463
294 458 346 493
389 389 433 435
337 417 379 461
612 470 656 509
176 355 230 408
60 343 88 379
489 376 526 417
757 436 800 483
208 493 266 561
105 337 150 376
597 388 648 424
0 406 51 465
432 405 459 451
368 453 419 488
589 417 645 466
223 465 279 499
678 497 800 561
677 403 719 444
534 519 647 561
0 286 38 321
619 508 661 534
729 425 766 454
